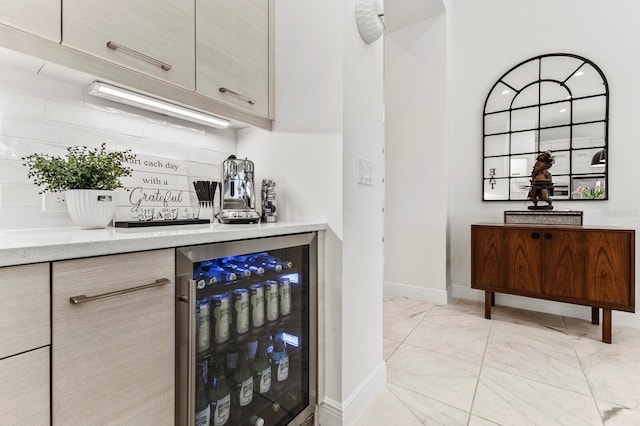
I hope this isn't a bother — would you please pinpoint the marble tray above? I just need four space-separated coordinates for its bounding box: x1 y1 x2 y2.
504 210 583 226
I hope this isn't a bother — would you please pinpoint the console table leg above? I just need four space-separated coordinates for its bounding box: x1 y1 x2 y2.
591 307 600 325
602 308 612 344
491 292 496 306
484 291 492 319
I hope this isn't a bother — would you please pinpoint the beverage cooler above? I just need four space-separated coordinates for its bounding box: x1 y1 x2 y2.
176 233 317 426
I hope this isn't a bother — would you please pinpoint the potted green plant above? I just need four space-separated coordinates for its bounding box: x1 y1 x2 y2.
23 143 136 228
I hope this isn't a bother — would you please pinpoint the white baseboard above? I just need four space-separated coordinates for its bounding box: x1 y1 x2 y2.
384 281 448 304
449 284 640 328
318 361 387 426
319 397 343 426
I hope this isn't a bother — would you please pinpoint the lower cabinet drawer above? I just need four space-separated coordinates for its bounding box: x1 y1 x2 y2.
0 347 50 426
52 249 175 425
0 263 50 359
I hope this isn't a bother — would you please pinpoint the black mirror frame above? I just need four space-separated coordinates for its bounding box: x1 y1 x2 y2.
482 53 609 202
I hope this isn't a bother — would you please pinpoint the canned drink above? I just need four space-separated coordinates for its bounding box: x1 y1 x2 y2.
264 281 279 322
232 289 250 335
211 294 230 344
196 297 210 353
249 284 265 328
278 278 291 317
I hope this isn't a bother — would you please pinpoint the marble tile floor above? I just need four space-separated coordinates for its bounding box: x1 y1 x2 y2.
354 295 640 426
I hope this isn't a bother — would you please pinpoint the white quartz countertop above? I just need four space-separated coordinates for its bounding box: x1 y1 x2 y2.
0 221 326 267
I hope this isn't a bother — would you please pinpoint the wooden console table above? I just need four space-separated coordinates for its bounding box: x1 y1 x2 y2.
471 223 635 343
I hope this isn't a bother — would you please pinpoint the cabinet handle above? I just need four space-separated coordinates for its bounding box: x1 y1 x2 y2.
531 232 540 239
545 233 553 239
106 41 172 71
69 278 171 305
219 87 257 105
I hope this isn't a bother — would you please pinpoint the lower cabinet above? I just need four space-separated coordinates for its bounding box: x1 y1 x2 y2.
52 249 175 425
471 224 635 343
0 262 50 425
0 347 50 425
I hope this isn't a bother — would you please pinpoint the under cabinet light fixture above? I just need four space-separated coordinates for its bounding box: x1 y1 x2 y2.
87 82 230 129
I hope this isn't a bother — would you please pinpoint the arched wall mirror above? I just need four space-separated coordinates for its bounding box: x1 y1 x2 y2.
483 53 608 201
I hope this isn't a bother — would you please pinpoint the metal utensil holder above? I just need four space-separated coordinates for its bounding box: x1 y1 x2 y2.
261 179 277 223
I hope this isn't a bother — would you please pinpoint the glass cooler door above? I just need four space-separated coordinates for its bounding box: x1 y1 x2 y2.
176 233 317 426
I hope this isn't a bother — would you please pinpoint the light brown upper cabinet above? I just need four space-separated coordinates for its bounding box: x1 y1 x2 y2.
0 0 61 42
196 0 271 118
62 0 195 90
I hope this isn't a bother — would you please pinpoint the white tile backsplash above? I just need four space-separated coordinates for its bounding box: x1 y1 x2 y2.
0 113 117 147
114 134 189 161
0 61 236 230
0 137 72 160
0 59 84 106
0 183 40 207
0 159 29 183
0 88 45 118
45 100 146 137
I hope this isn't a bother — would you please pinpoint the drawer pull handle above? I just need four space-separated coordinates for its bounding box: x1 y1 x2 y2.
106 41 172 71
219 87 256 105
531 232 540 239
545 233 553 239
69 278 171 305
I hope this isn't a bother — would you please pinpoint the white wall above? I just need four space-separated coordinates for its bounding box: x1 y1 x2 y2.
341 0 385 419
384 11 449 303
237 0 346 411
0 52 235 230
447 0 640 323
238 1 385 424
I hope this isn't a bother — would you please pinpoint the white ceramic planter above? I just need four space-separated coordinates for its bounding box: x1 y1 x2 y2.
65 189 117 229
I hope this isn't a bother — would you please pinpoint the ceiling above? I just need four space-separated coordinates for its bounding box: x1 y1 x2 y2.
383 0 446 33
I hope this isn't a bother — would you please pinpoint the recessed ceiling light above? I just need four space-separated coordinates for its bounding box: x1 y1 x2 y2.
501 89 510 95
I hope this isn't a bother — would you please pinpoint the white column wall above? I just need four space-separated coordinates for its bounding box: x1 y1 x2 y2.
384 13 449 303
238 1 385 424
237 0 345 409
340 0 386 421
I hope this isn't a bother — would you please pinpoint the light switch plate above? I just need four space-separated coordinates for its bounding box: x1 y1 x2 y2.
357 158 374 186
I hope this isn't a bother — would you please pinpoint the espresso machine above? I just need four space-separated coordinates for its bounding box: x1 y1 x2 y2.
219 155 261 224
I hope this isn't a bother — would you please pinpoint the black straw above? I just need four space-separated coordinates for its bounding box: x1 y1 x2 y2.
193 180 218 202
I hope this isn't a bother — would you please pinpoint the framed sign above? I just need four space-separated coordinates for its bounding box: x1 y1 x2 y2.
115 154 195 223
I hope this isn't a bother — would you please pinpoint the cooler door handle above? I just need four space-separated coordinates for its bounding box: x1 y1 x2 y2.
69 278 171 304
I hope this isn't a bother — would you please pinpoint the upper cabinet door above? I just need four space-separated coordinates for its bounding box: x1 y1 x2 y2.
62 0 195 90
196 0 271 118
0 0 61 42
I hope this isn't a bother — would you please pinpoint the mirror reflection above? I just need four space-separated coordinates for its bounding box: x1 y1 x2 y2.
483 53 608 201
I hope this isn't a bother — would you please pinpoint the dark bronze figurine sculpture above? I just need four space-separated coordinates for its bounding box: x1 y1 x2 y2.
527 151 554 210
